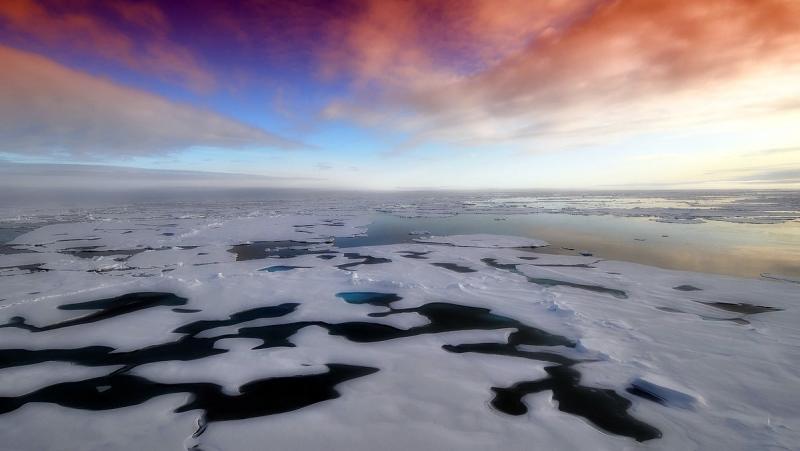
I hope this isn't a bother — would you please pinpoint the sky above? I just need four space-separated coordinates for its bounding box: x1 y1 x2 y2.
1 0 799 191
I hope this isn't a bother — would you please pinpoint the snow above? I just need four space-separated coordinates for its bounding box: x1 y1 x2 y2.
0 395 199 451
0 211 798 450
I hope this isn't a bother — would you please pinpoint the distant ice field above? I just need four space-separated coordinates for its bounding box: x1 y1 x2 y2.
0 194 798 450
2 190 799 278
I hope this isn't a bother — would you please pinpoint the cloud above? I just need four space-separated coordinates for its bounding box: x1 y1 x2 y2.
321 0 800 153
0 45 305 157
320 0 592 84
0 0 213 90
748 147 800 156
728 168 800 184
0 161 322 190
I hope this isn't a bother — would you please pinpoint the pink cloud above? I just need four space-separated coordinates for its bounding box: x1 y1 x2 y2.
0 45 302 156
0 0 214 91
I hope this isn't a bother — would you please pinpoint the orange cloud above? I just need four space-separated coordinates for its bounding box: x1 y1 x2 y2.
454 0 800 114
320 0 592 82
322 0 800 151
0 0 213 91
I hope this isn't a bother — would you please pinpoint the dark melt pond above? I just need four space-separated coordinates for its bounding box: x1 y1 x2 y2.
259 265 310 272
0 290 662 442
229 241 335 261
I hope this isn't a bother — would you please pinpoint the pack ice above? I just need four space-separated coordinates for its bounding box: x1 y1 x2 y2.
0 212 797 451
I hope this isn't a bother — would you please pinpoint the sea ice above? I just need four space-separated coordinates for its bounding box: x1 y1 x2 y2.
0 211 797 450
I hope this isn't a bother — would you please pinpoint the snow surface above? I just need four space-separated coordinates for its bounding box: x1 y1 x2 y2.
0 212 798 451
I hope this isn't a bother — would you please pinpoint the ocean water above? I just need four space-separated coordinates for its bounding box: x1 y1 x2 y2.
336 212 800 279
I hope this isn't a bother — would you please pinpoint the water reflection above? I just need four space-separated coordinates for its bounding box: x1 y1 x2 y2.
335 213 800 279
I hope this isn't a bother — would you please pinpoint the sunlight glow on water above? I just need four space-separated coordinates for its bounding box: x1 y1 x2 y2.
336 213 800 279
